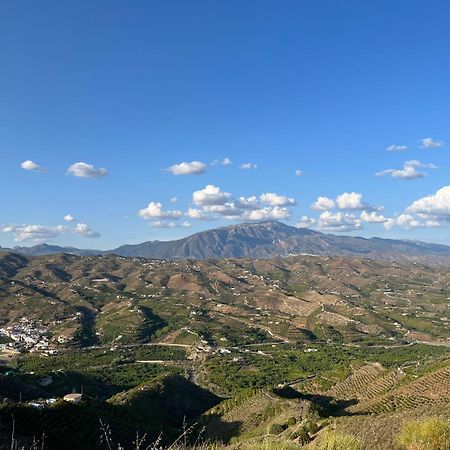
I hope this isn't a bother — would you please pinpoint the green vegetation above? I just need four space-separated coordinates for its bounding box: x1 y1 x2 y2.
2 253 450 448
396 417 450 450
312 431 363 450
205 344 450 394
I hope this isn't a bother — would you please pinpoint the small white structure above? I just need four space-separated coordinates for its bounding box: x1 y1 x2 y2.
63 393 82 404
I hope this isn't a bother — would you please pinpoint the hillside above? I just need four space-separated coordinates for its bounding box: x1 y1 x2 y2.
1 251 450 351
8 221 450 264
1 251 450 448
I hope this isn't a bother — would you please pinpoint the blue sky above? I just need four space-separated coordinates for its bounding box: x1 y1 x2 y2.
1 0 450 249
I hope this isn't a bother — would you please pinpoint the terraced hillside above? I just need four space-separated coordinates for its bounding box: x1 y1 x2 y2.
1 251 450 354
1 251 450 448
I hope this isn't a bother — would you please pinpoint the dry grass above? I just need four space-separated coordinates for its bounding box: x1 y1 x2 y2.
396 417 450 450
310 431 364 450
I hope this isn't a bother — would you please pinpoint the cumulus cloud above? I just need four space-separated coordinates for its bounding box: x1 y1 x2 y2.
311 196 336 211
138 202 182 220
74 223 100 238
67 162 108 178
260 193 296 206
295 216 316 228
185 208 210 220
242 207 291 221
335 192 381 211
386 144 408 152
192 185 232 206
420 137 444 148
1 224 67 242
64 214 75 222
335 192 366 210
148 220 192 229
295 169 303 176
376 160 437 180
406 185 450 221
235 196 259 210
1 222 100 242
317 211 362 232
360 210 388 224
166 161 206 175
170 197 178 203
186 185 296 222
384 214 440 230
149 221 177 228
21 160 47 172
211 158 232 166
239 162 257 170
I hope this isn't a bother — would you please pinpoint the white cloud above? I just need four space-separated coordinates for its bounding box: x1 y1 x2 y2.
336 192 365 210
170 197 178 203
186 208 210 220
21 160 47 172
335 192 380 211
74 223 100 238
295 169 303 176
138 202 182 220
211 158 232 166
192 185 232 206
406 185 450 221
317 211 362 232
386 144 408 152
376 160 437 180
64 214 75 223
235 196 259 210
1 222 100 241
188 185 296 222
360 210 387 224
295 216 315 228
239 162 257 170
1 224 67 242
149 220 192 229
311 196 335 211
203 203 244 218
260 192 296 206
166 161 206 175
67 162 108 178
420 137 444 148
149 221 178 228
384 214 440 230
242 206 291 221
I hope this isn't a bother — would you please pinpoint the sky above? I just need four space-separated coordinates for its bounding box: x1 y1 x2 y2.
1 0 450 249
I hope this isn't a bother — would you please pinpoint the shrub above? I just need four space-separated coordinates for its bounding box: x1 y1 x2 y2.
313 431 364 450
268 423 287 435
291 427 310 445
396 417 450 450
307 420 319 434
287 417 297 426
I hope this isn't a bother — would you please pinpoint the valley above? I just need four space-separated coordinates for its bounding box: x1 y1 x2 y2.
1 250 450 448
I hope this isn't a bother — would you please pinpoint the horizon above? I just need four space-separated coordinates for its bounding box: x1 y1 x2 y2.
1 1 450 249
3 220 450 251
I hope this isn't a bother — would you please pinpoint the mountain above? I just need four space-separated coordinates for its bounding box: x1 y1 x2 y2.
12 243 102 257
8 221 450 264
110 221 450 264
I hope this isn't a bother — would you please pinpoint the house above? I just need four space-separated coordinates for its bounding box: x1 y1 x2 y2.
63 393 82 404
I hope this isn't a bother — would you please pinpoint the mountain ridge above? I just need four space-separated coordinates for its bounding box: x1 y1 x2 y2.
5 220 450 264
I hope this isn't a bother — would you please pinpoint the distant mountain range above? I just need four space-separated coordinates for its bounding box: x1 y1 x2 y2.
3 221 450 264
